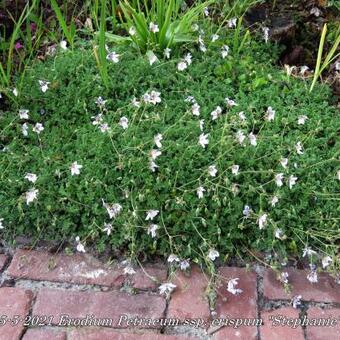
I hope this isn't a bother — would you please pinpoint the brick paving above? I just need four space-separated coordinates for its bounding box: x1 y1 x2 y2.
0 249 339 340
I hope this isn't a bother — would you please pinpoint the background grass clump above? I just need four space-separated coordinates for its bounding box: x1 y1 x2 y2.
0 33 339 271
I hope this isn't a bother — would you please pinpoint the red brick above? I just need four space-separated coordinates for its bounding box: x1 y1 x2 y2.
260 307 304 340
306 307 340 340
23 329 66 340
212 325 257 340
263 268 340 303
167 265 210 324
0 287 33 340
215 267 257 318
7 249 124 287
33 288 166 329
69 329 189 340
130 263 167 290
0 254 7 271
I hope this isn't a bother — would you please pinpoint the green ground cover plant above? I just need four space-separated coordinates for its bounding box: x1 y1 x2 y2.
0 16 339 278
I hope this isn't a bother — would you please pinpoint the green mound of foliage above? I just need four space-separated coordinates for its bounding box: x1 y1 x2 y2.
0 33 339 270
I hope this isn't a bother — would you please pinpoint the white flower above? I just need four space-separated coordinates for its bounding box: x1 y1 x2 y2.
39 80 50 93
221 45 229 58
154 134 163 148
192 103 200 116
13 88 18 97
146 210 159 221
198 35 206 53
270 195 279 207
70 161 83 176
60 40 67 50
203 7 209 16
19 109 29 119
235 130 245 145
302 247 317 257
199 133 209 148
102 201 122 219
310 7 321 17
258 213 267 230
275 228 285 239
131 97 141 108
103 223 113 236
180 259 190 271
32 123 44 134
238 111 246 121
149 90 161 104
119 116 129 129
211 106 222 120
300 66 309 75
76 236 86 253
225 97 237 107
99 123 110 133
199 120 204 131
95 96 107 108
128 26 136 36
322 256 332 269
196 186 205 199
231 165 239 175
275 173 284 187
0 218 4 229
149 22 159 33
25 173 37 183
288 175 298 189
265 107 275 121
211 34 219 42
159 282 176 297
167 254 180 263
227 18 237 28
150 161 159 172
292 295 302 309
243 205 251 218
150 149 162 160
208 249 219 261
208 165 218 177
280 158 288 169
177 61 187 71
262 27 270 43
25 188 38 205
298 115 308 125
92 113 103 125
148 52 158 65
184 53 192 65
295 142 304 155
22 123 29 136
231 183 239 196
164 48 171 59
106 51 120 63
279 272 289 284
123 266 136 275
227 278 243 295
307 270 318 283
249 132 257 146
147 224 159 238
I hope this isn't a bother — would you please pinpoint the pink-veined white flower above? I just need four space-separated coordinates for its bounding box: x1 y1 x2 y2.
225 97 237 107
235 130 245 145
150 149 162 160
310 7 321 17
149 90 161 105
128 26 136 36
203 7 209 16
75 236 85 253
238 111 246 121
258 213 267 230
279 272 289 284
298 115 308 125
25 173 37 183
39 80 50 93
103 223 113 236
280 158 288 169
148 52 158 65
243 205 251 218
150 161 159 172
102 201 122 219
227 18 237 28
227 278 243 295
180 259 190 271
70 161 82 176
249 132 257 146
208 248 219 261
199 133 209 148
322 256 332 269
22 123 29 136
106 51 120 63
292 295 302 309
92 113 103 125
99 123 110 133
149 22 159 33
295 142 304 155
32 123 44 134
211 34 219 42
232 165 239 175
145 210 159 221
147 224 159 238
19 109 29 119
123 266 136 275
270 195 279 207
95 96 107 108
159 282 176 297
25 188 38 205
300 66 309 75
167 254 180 263
184 53 192 65
221 45 229 58
275 173 284 187
119 116 129 129
177 61 187 71
208 165 218 177
197 186 205 199
154 134 163 148
164 48 171 59
307 270 318 283
60 40 67 50
288 175 298 189
211 106 222 120
192 103 200 116
265 107 275 121
131 97 141 108
275 228 285 240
